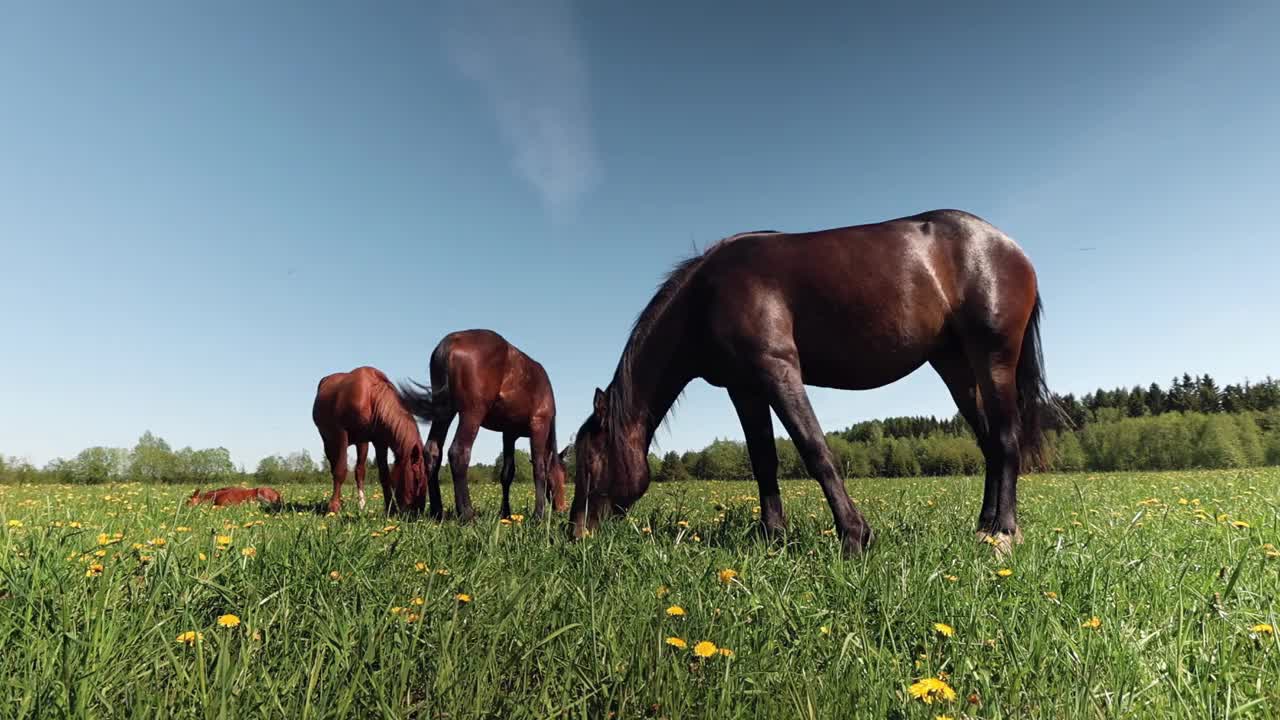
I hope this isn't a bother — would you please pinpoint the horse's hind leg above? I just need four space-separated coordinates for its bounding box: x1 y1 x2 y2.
965 339 1026 554
322 433 349 515
529 421 553 521
729 386 787 536
929 346 998 531
424 413 454 521
447 414 480 523
354 442 369 511
752 350 871 555
499 432 516 519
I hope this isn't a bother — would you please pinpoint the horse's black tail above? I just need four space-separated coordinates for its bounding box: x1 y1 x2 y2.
1016 292 1063 472
397 378 446 425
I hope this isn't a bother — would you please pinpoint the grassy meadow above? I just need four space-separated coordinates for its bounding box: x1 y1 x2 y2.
1 469 1278 719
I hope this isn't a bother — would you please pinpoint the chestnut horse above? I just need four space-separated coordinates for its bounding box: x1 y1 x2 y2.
186 487 282 507
312 366 427 515
570 209 1056 556
399 329 568 522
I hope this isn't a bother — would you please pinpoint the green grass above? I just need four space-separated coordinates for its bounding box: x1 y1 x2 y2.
2 469 1278 719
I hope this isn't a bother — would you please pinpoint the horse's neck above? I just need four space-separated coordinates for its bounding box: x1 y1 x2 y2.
614 318 697 453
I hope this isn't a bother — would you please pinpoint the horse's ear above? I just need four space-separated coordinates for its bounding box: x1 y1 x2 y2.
592 387 608 421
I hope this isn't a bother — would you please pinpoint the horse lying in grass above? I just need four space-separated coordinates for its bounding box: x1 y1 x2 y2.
186 486 283 507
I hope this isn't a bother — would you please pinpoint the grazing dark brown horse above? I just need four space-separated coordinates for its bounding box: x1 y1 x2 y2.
312 366 427 515
570 209 1055 556
399 329 568 522
186 486 282 507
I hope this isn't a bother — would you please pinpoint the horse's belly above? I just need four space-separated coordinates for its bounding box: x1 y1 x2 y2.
792 314 942 391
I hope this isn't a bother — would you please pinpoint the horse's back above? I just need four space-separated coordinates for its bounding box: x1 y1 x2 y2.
695 210 1037 389
314 367 385 431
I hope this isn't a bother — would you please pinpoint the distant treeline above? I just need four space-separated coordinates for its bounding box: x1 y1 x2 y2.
3 374 1278 485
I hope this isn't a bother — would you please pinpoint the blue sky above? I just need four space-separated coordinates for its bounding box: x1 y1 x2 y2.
2 1 1277 469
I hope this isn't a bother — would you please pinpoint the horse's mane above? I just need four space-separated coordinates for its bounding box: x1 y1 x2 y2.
608 229 781 436
369 372 424 452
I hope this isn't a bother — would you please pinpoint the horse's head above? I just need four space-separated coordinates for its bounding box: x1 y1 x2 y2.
185 488 202 506
548 446 570 512
256 487 282 505
392 444 426 513
569 387 648 538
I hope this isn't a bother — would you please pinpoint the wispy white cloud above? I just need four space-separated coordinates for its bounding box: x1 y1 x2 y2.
443 0 598 217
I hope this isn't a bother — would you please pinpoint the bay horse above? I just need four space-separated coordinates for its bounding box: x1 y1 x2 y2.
186 487 282 507
399 329 568 522
569 209 1056 556
312 366 427 515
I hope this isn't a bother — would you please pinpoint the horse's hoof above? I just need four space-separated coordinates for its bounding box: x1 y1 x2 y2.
841 525 873 557
757 520 787 543
976 529 1020 557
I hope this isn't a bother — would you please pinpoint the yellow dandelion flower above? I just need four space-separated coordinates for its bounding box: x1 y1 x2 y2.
6 519 23 528
665 605 686 617
996 568 1013 578
499 518 513 526
148 537 167 547
217 614 241 628
370 531 382 538
676 520 689 528
820 625 831 635
936 715 956 720
455 593 472 604
656 584 670 598
175 631 204 645
1081 616 1102 629
390 606 405 615
329 570 341 581
1231 520 1250 529
944 575 958 583
1178 498 1189 505
176 526 191 533
718 647 734 657
132 543 145 551
410 597 425 606
510 514 524 523
404 612 420 623
69 521 82 528
436 568 450 576
93 549 107 558
198 552 207 561
240 547 256 558
1044 591 1059 600
665 636 687 649
1250 623 1273 635
215 535 232 546
717 568 738 585
382 525 397 533
414 562 428 572
85 563 104 577
907 677 957 704
692 641 718 658
933 622 954 638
